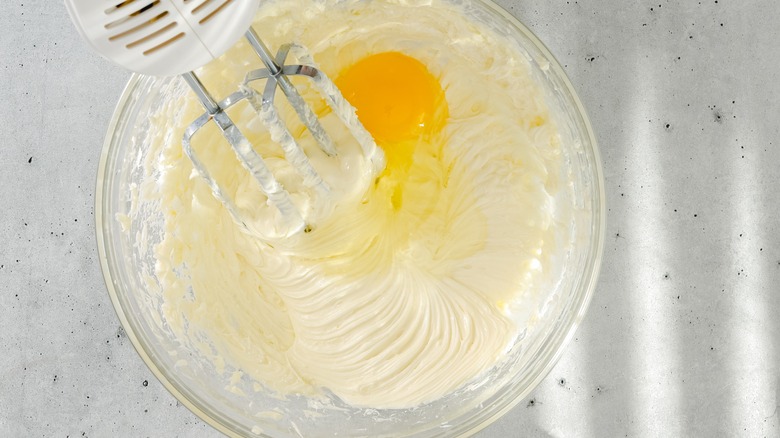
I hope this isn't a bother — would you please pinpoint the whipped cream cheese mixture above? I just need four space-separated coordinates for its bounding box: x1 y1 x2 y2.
138 0 565 408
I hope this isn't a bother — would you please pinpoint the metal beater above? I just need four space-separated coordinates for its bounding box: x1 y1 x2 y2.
65 0 384 237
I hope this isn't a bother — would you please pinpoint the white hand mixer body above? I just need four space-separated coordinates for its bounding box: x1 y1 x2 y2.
65 0 384 239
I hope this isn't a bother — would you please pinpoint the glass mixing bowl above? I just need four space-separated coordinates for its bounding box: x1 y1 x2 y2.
95 0 604 435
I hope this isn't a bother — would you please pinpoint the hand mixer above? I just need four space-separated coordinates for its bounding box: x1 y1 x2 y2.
65 0 385 238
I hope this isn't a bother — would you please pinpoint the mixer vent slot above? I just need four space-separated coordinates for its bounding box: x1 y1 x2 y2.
198 0 232 24
190 0 216 14
126 21 177 48
104 1 160 28
108 10 169 41
104 0 139 14
143 32 186 55
101 0 184 55
182 0 234 25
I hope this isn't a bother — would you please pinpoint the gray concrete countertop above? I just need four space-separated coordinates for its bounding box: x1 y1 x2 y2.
1 0 778 436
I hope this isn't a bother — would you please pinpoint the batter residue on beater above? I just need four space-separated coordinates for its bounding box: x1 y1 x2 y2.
144 0 564 409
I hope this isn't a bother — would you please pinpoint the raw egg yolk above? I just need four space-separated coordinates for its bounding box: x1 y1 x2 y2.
337 52 448 212
336 51 447 146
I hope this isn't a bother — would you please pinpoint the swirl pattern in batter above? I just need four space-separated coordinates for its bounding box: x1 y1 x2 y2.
146 0 563 409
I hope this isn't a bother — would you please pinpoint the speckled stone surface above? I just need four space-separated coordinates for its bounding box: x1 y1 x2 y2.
1 1 778 437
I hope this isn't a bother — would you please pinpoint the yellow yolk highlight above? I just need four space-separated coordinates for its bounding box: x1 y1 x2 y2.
336 51 446 144
336 52 448 210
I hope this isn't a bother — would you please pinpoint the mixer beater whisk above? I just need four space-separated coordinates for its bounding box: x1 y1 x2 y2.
66 0 384 238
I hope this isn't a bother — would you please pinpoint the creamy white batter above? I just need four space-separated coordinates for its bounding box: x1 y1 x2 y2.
140 0 564 409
